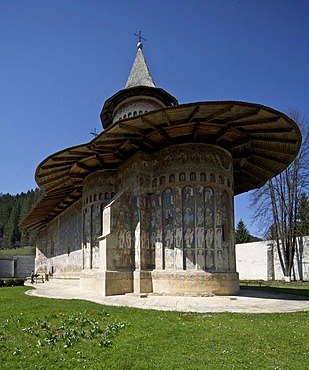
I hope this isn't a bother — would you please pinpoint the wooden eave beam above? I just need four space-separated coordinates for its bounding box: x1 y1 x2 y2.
36 166 71 179
104 133 140 139
243 127 294 134
68 149 92 156
119 122 145 135
162 110 172 126
192 121 200 140
128 138 154 152
232 115 280 127
245 161 277 178
204 105 234 122
226 137 249 150
159 127 171 143
218 108 261 124
38 173 71 188
76 162 93 172
95 153 105 168
252 152 290 163
186 105 200 123
251 137 299 144
41 162 74 170
140 116 157 130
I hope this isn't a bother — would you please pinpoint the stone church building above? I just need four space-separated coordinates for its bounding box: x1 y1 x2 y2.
22 40 301 296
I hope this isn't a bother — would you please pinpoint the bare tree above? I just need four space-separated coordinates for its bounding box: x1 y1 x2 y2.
250 110 309 281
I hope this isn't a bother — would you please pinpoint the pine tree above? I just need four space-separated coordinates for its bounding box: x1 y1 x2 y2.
235 219 252 244
297 192 309 236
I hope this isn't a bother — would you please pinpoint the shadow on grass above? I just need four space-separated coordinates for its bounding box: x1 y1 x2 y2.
238 285 309 301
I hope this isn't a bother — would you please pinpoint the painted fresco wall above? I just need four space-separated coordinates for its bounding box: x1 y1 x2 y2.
147 144 235 273
97 143 235 277
35 200 83 275
36 143 236 292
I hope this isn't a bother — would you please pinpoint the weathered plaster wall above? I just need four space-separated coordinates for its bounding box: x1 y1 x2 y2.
35 200 83 275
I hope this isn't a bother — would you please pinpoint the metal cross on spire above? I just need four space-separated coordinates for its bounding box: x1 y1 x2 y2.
134 30 146 49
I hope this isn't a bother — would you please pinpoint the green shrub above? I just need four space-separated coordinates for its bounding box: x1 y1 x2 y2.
0 278 25 287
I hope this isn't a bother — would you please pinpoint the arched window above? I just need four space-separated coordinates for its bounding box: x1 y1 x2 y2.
179 172 186 181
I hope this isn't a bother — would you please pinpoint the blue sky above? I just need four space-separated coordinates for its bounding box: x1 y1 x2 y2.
0 0 308 237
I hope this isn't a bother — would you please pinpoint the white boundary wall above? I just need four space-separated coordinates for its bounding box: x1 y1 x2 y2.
236 236 309 281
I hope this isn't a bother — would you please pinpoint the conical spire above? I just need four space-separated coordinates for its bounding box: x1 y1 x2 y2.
125 42 155 88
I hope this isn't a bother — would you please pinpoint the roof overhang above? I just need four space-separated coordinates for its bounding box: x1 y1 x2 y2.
21 100 301 230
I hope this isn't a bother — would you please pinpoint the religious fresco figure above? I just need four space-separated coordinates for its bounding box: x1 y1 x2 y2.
125 212 131 229
196 206 204 226
216 228 222 249
184 228 194 248
125 230 131 248
174 186 182 203
184 207 194 225
205 187 213 206
196 227 204 249
150 231 156 247
165 229 174 248
156 229 162 243
151 213 156 228
156 210 162 226
217 250 223 270
163 188 173 205
205 228 214 249
183 186 194 203
175 207 182 226
223 249 229 270
118 229 125 248
222 191 229 218
216 210 222 226
205 208 212 226
196 185 204 204
155 190 161 206
175 227 182 248
117 211 124 228
206 250 214 269
169 174 175 183
197 249 205 270
164 209 173 226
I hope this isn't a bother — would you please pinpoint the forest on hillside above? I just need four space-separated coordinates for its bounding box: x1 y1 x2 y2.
0 189 41 249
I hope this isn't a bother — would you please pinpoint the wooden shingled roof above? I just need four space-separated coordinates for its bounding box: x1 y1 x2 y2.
21 100 301 230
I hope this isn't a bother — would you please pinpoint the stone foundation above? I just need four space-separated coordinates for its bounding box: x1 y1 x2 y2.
151 270 239 296
80 269 133 296
133 270 153 294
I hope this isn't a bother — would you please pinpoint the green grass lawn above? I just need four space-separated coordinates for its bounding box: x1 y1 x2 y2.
0 246 35 257
240 281 309 297
0 286 308 370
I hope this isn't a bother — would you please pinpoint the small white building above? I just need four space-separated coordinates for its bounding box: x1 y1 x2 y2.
236 236 309 281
